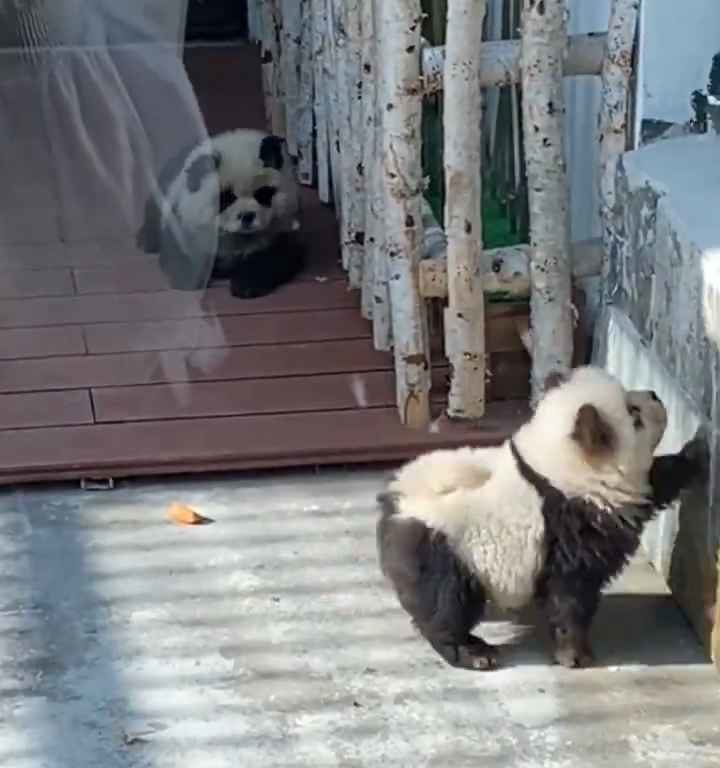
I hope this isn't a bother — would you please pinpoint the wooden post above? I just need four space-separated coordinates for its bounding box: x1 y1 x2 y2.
360 0 378 320
260 1 278 130
312 0 331 202
443 0 487 420
280 0 302 157
331 0 351 271
296 0 315 186
369 0 392 349
598 0 639 287
326 0 343 212
343 0 366 289
262 1 287 138
520 0 574 404
379 0 431 427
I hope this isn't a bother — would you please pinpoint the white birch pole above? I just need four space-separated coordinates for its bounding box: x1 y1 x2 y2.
296 0 315 185
312 0 331 201
280 0 302 157
325 0 343 212
332 0 361 284
379 0 431 427
520 0 574 404
344 0 366 290
260 1 278 130
270 1 287 137
370 0 393 349
598 0 639 285
360 0 378 319
444 0 487 420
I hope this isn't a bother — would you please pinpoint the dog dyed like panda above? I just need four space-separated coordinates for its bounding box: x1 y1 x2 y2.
137 128 304 298
377 366 707 670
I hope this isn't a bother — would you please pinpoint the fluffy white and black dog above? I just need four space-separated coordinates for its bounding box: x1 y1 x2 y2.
137 128 304 297
377 366 707 670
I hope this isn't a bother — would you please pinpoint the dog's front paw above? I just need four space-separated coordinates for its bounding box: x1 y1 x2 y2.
552 625 595 669
554 644 595 669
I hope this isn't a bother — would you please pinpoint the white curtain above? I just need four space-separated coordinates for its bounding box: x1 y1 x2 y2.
0 0 207 248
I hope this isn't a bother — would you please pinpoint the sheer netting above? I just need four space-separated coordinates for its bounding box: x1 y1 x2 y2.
0 0 217 289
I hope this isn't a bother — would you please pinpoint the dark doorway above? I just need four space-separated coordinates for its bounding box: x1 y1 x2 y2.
185 0 249 42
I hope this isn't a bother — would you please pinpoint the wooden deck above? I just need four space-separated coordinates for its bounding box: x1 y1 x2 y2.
0 42 527 486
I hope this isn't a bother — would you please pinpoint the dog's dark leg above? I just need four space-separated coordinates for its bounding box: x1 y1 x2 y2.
377 494 497 671
540 575 601 668
229 234 306 299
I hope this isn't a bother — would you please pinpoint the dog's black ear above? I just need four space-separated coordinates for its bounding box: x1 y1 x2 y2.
259 135 285 170
253 185 278 208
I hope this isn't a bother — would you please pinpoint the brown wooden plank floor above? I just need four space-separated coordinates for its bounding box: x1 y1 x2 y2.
0 41 527 486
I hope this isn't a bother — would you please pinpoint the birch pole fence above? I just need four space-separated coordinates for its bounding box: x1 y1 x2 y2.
360 0 379 321
443 0 487 419
280 0 302 158
311 0 331 201
378 0 432 427
520 0 573 404
369 0 393 350
598 0 639 286
263 1 288 138
297 0 315 185
258 0 638 425
343 0 366 289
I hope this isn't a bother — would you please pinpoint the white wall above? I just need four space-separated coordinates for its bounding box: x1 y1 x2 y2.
637 0 720 126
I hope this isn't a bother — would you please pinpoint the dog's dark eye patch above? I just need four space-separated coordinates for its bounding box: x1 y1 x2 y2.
219 187 238 213
253 185 277 208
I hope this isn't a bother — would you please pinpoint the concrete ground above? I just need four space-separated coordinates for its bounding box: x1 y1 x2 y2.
0 468 718 768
